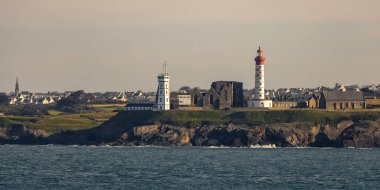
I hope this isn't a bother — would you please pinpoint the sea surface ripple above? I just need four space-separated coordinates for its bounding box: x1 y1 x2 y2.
0 145 379 189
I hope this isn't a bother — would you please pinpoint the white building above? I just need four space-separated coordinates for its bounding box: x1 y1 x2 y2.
247 46 272 108
178 94 191 107
156 62 170 111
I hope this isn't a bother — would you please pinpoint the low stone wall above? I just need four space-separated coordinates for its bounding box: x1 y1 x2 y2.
178 107 204 111
230 107 270 111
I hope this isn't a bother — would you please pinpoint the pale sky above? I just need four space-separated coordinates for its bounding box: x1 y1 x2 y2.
1 0 379 92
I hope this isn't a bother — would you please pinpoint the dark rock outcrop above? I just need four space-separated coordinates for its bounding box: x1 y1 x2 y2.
1 119 379 148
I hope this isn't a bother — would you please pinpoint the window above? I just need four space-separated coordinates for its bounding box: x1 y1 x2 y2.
160 98 162 102
333 103 337 110
345 102 349 109
160 91 162 95
210 95 213 103
340 102 343 109
351 102 355 109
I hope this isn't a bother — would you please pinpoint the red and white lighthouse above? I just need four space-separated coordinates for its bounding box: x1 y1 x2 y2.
254 46 265 100
248 46 272 108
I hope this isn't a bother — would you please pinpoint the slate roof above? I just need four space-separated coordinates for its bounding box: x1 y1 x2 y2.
322 91 364 101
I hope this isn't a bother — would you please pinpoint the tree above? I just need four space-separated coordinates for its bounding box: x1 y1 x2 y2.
0 93 10 105
56 90 91 113
179 86 192 92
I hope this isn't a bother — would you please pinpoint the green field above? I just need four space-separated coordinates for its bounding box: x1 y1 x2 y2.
108 109 380 129
0 104 125 134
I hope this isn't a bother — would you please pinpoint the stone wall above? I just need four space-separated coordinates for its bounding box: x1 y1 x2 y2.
272 101 298 109
325 101 364 110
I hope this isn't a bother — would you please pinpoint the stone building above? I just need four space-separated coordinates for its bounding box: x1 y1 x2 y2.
203 88 220 110
307 95 318 108
170 92 192 109
191 88 204 107
365 97 380 108
210 81 244 109
296 94 318 108
319 91 365 110
189 81 244 110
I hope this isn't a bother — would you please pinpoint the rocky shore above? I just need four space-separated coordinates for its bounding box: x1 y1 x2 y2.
1 111 379 148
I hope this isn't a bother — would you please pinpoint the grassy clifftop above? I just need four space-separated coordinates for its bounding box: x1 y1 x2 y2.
0 104 123 134
104 110 380 129
2 108 380 134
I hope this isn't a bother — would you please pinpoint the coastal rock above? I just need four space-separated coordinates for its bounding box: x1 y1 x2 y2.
128 125 190 146
0 124 48 144
339 121 380 148
1 118 380 148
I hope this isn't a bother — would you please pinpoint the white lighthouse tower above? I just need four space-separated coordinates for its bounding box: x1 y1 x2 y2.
156 62 170 111
248 46 272 108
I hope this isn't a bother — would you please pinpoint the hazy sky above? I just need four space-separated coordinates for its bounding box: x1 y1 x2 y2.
1 0 379 92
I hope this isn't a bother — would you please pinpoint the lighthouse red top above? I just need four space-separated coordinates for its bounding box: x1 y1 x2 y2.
255 46 265 65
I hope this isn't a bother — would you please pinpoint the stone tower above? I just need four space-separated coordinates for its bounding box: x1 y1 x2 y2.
15 77 20 97
247 46 272 108
156 62 170 111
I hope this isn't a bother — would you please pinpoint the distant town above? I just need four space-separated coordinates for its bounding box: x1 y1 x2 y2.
1 47 380 112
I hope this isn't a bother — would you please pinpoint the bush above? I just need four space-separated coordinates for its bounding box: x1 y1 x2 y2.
56 90 91 113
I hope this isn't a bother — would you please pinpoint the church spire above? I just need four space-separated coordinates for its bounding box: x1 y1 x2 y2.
15 77 20 97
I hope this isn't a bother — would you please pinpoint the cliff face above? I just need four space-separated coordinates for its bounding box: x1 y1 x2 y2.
1 111 380 148
0 124 49 144
101 120 379 148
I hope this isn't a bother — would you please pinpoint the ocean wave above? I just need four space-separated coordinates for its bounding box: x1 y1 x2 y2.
249 144 276 149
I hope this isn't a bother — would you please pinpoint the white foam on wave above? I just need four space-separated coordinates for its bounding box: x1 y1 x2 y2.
249 144 276 149
205 146 231 149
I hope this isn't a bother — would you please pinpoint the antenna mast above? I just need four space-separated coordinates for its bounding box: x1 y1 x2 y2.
163 60 168 75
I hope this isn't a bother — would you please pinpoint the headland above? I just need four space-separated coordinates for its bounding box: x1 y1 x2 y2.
1 109 379 148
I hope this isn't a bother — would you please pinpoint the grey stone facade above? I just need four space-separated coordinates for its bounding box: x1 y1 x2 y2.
192 81 243 110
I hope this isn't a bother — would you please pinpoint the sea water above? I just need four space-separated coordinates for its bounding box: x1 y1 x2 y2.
0 145 379 189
